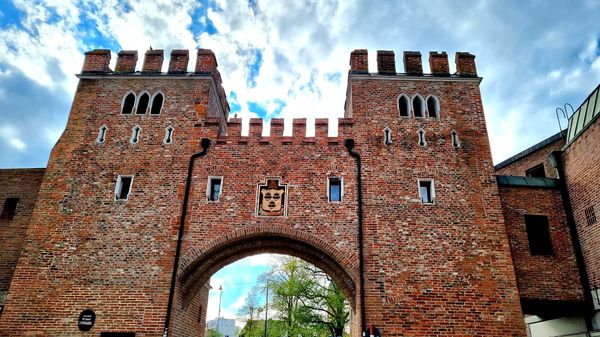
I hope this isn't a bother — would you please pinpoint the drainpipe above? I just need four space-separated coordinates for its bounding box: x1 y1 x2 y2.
163 138 211 337
344 138 366 333
549 150 594 331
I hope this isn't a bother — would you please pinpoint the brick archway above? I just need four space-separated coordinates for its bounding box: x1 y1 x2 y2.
177 224 358 307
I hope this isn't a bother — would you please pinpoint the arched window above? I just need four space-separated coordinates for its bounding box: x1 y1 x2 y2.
417 128 427 147
383 127 392 145
412 95 424 118
150 92 164 115
96 125 108 143
427 95 440 118
398 94 410 117
121 92 136 115
163 126 174 144
136 92 150 115
130 125 141 144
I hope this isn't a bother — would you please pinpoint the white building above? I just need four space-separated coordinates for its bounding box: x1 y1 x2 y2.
207 317 238 337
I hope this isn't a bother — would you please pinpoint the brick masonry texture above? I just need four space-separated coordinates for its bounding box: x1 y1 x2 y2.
0 169 45 293
498 186 584 302
495 135 565 178
564 117 600 290
0 48 540 336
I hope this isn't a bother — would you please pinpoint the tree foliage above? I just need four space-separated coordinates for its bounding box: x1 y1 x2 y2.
238 256 349 337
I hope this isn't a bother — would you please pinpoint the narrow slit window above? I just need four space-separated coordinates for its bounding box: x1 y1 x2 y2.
419 180 434 204
96 125 108 143
131 125 141 144
121 93 135 115
328 177 342 202
451 130 460 148
115 176 133 201
417 128 427 147
150 93 164 115
163 126 174 144
1 198 19 220
413 96 424 118
207 177 223 202
524 214 554 255
398 95 410 117
136 93 150 115
383 127 392 145
427 96 440 118
585 206 597 226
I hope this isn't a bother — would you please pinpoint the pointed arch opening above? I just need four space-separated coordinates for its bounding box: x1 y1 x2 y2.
426 95 440 118
150 92 164 115
412 95 425 118
136 92 150 115
121 92 136 115
398 94 410 117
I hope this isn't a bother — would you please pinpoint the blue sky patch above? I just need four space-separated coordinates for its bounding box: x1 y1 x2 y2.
190 2 218 37
0 2 25 29
247 101 267 118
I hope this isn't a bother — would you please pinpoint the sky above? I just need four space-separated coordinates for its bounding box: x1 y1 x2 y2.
1 0 600 327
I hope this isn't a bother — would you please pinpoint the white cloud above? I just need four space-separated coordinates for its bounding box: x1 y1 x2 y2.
0 125 26 151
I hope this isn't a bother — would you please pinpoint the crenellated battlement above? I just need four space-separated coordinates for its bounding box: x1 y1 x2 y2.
199 117 355 144
80 48 230 118
349 49 477 77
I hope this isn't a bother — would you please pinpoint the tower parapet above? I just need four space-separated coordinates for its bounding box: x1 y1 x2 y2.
81 49 111 73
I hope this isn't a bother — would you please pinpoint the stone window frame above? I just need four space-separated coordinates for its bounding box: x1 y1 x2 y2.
96 125 108 144
150 91 165 115
135 91 151 115
163 125 174 144
417 178 435 205
130 125 142 144
411 94 426 118
417 128 427 147
121 91 137 115
383 127 393 146
426 94 441 118
327 176 343 203
206 176 223 202
115 175 134 201
397 93 411 118
451 130 461 148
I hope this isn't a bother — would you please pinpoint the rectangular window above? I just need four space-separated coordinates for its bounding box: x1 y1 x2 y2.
524 214 554 255
207 177 223 202
526 164 546 178
585 206 597 226
115 176 133 201
418 179 434 204
1 198 19 220
328 177 342 202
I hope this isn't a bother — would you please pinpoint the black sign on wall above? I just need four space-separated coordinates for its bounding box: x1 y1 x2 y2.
78 309 96 331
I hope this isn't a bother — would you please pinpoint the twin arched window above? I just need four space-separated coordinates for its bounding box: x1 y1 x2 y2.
398 94 440 118
121 91 164 115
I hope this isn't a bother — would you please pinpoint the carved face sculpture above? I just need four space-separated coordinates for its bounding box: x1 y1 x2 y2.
258 179 286 216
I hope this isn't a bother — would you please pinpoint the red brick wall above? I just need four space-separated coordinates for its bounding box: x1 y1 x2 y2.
496 136 565 178
0 168 45 294
0 70 225 335
345 60 525 334
0 49 529 337
563 117 600 292
498 186 584 302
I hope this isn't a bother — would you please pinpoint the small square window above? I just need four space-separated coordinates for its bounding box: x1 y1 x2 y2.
1 198 19 220
328 177 342 202
524 214 554 255
207 177 223 202
115 176 133 201
526 164 546 178
418 180 434 204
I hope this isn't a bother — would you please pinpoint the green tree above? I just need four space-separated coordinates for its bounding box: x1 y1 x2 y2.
262 256 350 337
206 328 223 337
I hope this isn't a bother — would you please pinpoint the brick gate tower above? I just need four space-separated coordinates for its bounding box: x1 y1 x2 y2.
0 48 527 336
